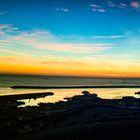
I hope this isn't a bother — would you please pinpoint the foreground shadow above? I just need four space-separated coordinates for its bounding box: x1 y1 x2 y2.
1 91 140 140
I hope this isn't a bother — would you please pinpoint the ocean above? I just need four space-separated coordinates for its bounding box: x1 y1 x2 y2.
0 74 140 106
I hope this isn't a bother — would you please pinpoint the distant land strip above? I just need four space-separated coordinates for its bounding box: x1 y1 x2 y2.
11 85 140 89
0 92 54 99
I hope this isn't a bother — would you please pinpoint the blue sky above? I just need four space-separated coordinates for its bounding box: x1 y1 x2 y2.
0 0 140 77
1 0 140 35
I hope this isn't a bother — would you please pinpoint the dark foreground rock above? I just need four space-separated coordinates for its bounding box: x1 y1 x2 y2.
1 91 140 140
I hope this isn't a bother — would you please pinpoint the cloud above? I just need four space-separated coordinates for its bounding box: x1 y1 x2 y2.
0 24 18 31
98 9 106 12
0 25 112 54
106 1 140 10
92 35 124 39
89 4 101 8
13 30 56 42
90 1 140 13
106 1 130 10
0 24 115 55
91 8 106 12
8 33 113 53
61 8 69 12
131 1 140 8
120 3 128 7
55 7 69 12
90 1 130 12
89 4 106 12
33 43 113 53
107 0 116 7
0 24 18 35
119 3 128 9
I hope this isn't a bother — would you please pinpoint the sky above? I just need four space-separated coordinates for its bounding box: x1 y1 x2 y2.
0 0 140 77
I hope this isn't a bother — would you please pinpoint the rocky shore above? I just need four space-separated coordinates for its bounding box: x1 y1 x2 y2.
1 91 140 140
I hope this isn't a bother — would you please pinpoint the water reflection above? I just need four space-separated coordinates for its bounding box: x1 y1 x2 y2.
16 88 140 106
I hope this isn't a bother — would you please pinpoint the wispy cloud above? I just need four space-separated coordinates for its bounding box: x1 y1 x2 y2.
89 1 140 13
55 7 69 12
131 1 140 8
89 4 106 12
92 35 124 39
0 24 18 35
89 4 101 8
33 43 113 53
97 9 106 12
0 24 114 54
105 1 140 10
107 0 116 7
119 3 128 9
106 1 129 10
9 34 113 53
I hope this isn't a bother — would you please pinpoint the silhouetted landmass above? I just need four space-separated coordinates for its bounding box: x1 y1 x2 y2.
1 91 140 140
135 91 140 95
0 92 54 100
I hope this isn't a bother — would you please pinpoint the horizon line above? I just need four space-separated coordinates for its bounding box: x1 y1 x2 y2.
1 73 140 79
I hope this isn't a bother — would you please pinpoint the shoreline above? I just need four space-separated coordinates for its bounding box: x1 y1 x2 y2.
1 90 140 140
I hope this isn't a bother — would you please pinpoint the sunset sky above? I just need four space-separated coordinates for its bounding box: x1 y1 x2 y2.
0 0 140 77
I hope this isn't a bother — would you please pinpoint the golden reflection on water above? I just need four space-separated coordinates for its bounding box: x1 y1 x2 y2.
16 88 140 107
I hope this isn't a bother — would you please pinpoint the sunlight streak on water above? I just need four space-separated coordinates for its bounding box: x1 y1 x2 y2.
1 75 140 106
15 88 140 106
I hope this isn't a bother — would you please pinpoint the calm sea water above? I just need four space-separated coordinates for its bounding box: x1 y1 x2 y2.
0 74 140 106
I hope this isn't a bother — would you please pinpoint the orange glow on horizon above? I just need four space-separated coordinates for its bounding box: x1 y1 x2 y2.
1 63 140 78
